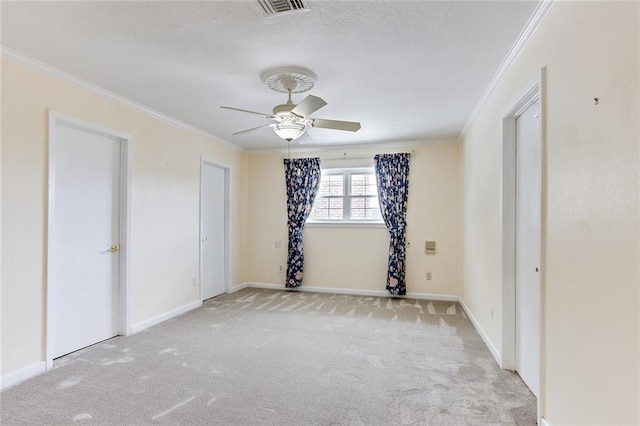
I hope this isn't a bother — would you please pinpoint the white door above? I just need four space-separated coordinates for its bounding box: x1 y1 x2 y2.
515 101 542 397
201 162 227 300
50 124 121 358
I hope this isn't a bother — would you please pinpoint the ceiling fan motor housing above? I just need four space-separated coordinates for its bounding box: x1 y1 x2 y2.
272 102 296 117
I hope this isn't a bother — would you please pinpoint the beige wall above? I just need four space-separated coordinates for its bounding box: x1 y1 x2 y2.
1 58 248 376
246 143 462 296
3 2 638 422
461 2 639 424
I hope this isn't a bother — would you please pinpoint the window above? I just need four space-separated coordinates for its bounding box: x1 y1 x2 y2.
308 168 383 223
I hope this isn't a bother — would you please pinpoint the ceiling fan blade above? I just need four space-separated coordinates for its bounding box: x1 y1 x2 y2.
291 95 327 118
311 118 361 132
221 106 274 118
232 124 272 135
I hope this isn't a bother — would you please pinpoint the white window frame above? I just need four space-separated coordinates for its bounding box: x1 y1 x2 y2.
307 167 385 227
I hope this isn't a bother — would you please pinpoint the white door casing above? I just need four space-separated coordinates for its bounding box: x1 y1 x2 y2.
501 71 544 415
200 159 229 300
47 111 131 367
515 100 542 397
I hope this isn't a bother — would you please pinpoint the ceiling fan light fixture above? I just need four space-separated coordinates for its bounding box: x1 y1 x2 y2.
272 121 306 142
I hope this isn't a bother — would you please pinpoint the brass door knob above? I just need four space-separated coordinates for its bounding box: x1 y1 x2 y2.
110 245 120 253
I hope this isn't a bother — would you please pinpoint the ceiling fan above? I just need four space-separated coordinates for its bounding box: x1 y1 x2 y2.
220 67 361 142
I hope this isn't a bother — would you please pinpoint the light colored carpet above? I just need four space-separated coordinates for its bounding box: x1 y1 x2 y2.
1 288 536 425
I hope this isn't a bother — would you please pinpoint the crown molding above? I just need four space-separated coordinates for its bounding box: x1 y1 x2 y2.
0 47 243 152
248 137 458 155
459 0 555 138
250 141 414 155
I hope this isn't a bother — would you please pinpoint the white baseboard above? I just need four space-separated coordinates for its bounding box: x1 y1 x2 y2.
405 291 459 302
1 361 46 390
243 282 459 302
229 282 248 293
130 300 202 334
458 297 502 366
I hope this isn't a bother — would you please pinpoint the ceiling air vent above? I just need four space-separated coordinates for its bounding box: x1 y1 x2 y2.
258 0 308 16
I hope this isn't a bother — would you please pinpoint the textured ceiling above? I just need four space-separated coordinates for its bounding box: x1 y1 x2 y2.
1 1 539 151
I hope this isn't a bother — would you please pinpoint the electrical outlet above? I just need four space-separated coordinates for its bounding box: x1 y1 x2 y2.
279 265 284 273
192 278 197 287
426 272 432 280
274 240 282 248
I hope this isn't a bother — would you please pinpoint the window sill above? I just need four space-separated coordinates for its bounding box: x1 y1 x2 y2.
305 221 387 229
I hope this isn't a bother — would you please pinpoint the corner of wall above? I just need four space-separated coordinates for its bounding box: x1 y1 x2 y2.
0 362 46 391
458 297 502 366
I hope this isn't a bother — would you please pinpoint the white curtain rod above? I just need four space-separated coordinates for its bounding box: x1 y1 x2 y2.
283 150 414 161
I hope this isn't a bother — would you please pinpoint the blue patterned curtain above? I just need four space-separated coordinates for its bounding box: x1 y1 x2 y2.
284 158 321 288
374 153 411 295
